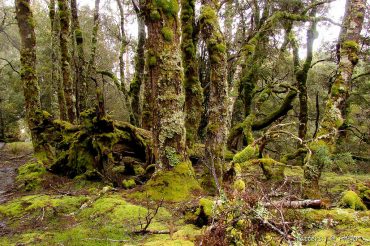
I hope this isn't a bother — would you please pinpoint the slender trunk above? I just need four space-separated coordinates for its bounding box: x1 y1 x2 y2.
200 0 229 192
130 0 145 126
15 0 52 155
116 0 131 122
70 0 87 118
58 0 76 123
181 0 203 147
144 0 186 169
49 0 67 120
0 99 4 141
303 0 365 197
87 0 101 75
297 8 317 142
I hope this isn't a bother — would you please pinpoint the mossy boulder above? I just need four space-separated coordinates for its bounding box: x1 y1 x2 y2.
339 191 367 211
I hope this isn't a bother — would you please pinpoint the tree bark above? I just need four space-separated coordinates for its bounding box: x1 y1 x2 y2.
15 0 52 155
58 0 76 123
49 0 67 120
143 0 186 169
181 0 203 147
303 0 366 197
200 0 229 191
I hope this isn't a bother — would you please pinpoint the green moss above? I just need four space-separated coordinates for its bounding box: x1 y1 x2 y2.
340 191 367 211
233 179 246 192
16 161 46 191
155 0 179 16
233 145 259 163
130 162 202 202
342 40 359 51
165 146 181 166
161 27 174 42
148 55 157 67
150 10 161 20
122 179 136 189
0 195 88 218
112 165 125 174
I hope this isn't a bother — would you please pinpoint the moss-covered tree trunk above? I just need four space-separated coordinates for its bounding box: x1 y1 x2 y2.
49 0 67 120
70 0 87 119
58 0 76 123
143 0 186 169
130 0 145 126
303 0 365 197
297 8 317 143
200 0 229 191
181 0 203 147
116 0 131 122
87 0 101 75
15 0 52 155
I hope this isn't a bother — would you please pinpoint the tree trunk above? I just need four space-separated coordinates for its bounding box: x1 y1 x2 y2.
303 0 366 197
130 0 145 127
200 0 229 192
143 0 186 169
49 0 67 120
15 0 52 155
181 0 203 147
297 8 317 143
58 0 76 123
116 0 131 122
70 0 87 119
87 0 101 75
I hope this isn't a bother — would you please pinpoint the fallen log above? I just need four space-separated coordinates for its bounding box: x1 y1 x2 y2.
263 199 323 209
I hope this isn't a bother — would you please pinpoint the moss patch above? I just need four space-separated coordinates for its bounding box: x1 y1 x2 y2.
339 191 367 211
16 161 46 191
130 162 202 202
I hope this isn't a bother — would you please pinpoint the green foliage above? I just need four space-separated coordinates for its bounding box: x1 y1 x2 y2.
339 191 367 210
16 161 46 191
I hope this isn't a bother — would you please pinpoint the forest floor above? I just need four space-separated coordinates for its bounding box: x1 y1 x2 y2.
0 143 369 245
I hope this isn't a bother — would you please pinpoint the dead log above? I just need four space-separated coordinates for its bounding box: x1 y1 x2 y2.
263 199 323 209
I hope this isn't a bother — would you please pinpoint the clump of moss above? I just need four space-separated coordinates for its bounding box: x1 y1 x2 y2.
161 27 174 42
148 55 157 67
16 161 46 191
150 9 161 21
155 0 179 16
131 162 202 202
233 179 245 192
0 195 88 218
194 198 214 226
233 145 259 163
122 179 136 189
339 191 367 211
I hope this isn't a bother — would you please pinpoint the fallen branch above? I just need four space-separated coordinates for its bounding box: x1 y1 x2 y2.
133 230 172 235
83 238 129 243
263 199 323 209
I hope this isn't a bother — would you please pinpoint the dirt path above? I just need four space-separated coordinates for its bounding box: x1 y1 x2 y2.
0 145 33 204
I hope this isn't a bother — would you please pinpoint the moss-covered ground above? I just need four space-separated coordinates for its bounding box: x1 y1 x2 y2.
0 145 369 245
